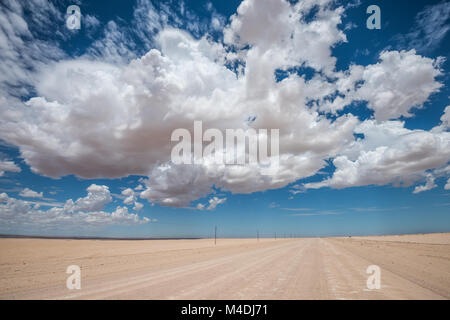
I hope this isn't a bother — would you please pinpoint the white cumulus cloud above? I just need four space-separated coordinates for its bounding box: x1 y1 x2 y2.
0 0 448 211
19 187 43 198
197 196 227 211
413 174 437 194
445 178 450 190
0 160 21 176
305 119 450 190
0 185 149 232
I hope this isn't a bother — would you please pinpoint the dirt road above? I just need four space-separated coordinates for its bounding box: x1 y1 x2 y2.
0 235 449 299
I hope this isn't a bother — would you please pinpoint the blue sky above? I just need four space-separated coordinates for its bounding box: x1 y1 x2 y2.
0 0 449 238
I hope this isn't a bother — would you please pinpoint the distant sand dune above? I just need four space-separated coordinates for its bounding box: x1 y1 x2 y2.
349 233 450 245
0 233 449 299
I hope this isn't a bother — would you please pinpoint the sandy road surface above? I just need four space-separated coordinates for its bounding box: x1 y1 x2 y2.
0 235 449 299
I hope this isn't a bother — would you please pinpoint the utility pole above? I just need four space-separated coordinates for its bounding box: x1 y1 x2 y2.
214 225 217 246
257 230 259 242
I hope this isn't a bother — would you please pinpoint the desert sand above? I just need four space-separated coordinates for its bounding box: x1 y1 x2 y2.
0 233 449 299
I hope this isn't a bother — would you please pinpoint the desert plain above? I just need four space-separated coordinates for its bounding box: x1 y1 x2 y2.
0 233 449 299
